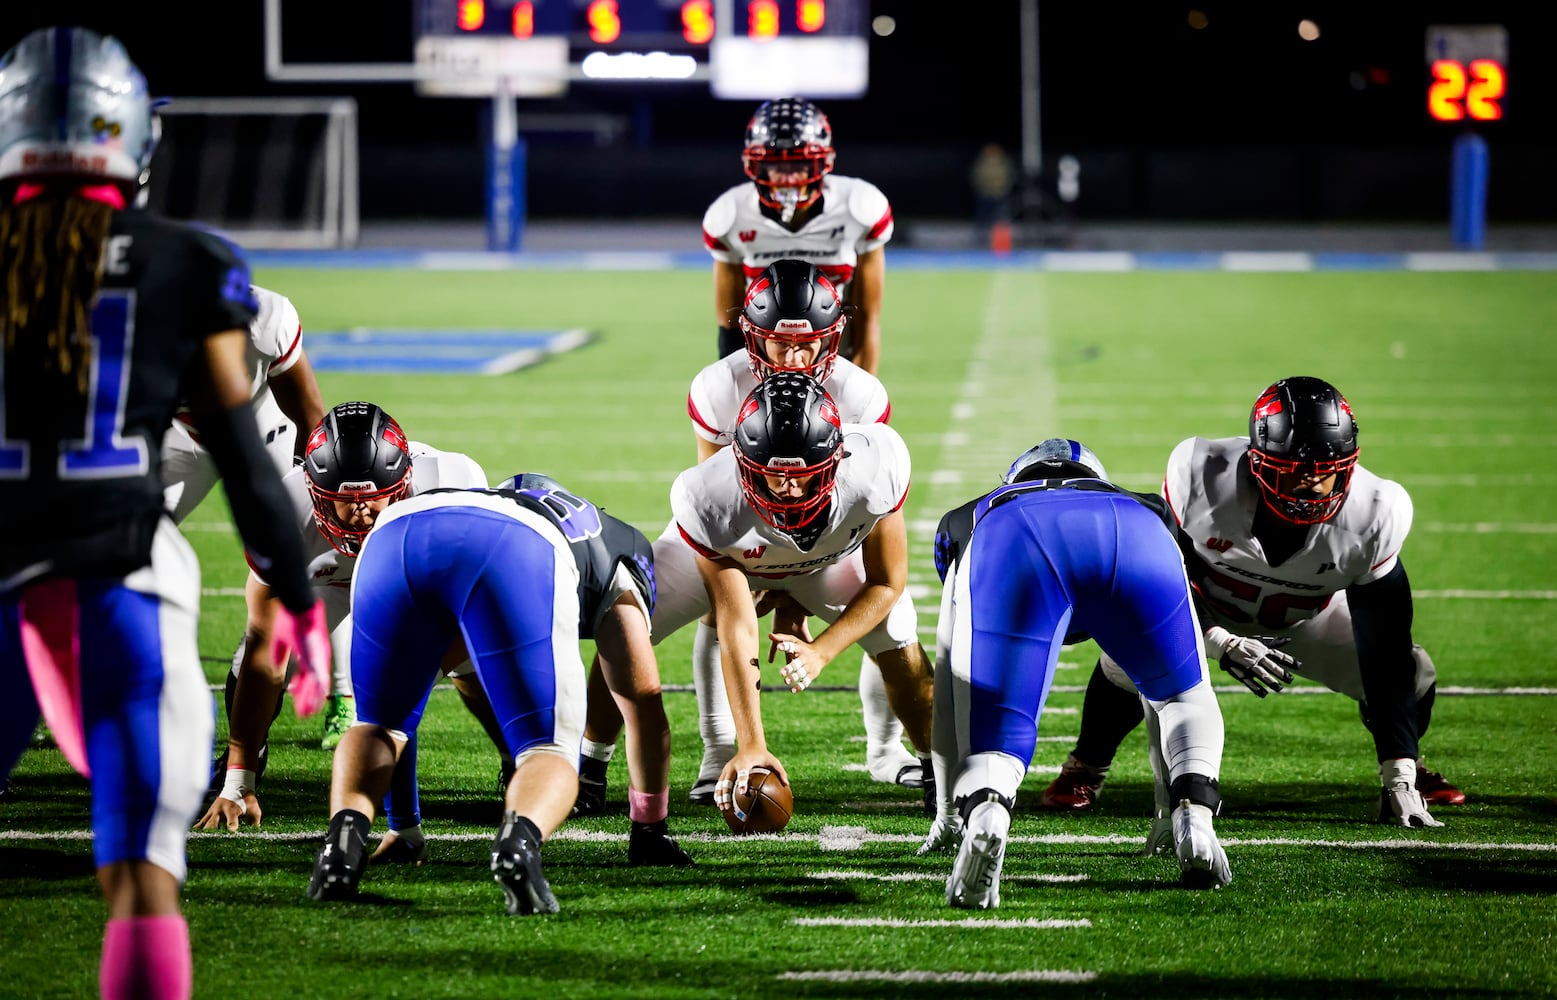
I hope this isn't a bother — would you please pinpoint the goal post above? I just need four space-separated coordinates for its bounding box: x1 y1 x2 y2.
147 97 360 249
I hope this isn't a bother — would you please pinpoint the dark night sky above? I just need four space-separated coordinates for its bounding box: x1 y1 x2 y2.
11 2 1555 151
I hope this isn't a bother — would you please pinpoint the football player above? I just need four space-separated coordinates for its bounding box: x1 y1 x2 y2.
652 374 936 818
575 260 923 810
158 283 341 743
0 28 328 1000
921 440 1232 905
307 485 604 913
703 98 893 375
195 402 493 841
1040 378 1460 828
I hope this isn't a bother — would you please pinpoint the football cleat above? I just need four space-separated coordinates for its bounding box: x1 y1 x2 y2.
627 820 696 867
319 695 356 750
571 757 609 818
491 812 559 915
1173 802 1232 889
1415 761 1465 806
866 742 924 787
946 795 1012 909
688 777 718 806
1040 755 1108 811
308 810 369 900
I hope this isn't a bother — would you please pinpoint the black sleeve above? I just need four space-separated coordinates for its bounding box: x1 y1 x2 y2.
197 402 316 613
933 500 977 584
1347 559 1420 762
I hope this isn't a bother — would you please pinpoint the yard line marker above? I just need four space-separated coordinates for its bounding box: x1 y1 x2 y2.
779 970 1098 984
808 870 1088 884
1421 522 1557 534
792 917 1092 930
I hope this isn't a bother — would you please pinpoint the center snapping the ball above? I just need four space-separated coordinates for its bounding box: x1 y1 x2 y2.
721 766 793 834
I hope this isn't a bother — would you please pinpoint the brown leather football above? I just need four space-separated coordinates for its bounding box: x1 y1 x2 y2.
721 766 793 834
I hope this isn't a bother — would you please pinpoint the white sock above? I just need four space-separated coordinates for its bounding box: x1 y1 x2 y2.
581 738 616 763
859 653 907 751
692 620 735 782
951 751 1027 807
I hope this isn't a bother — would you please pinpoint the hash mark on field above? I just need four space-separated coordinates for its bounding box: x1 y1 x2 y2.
779 970 1098 984
808 870 1088 884
793 917 1091 929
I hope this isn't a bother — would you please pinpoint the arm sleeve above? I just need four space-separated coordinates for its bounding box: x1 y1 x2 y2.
198 402 316 612
1347 559 1420 762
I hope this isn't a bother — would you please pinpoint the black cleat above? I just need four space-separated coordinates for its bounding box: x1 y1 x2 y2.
491 812 558 915
628 820 695 867
571 757 609 817
308 810 369 901
687 777 718 806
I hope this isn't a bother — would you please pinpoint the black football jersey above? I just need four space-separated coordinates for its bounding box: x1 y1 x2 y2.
1 209 258 584
442 481 655 639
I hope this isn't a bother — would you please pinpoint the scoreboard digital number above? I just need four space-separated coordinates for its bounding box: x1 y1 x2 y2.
414 0 869 97
1426 25 1507 123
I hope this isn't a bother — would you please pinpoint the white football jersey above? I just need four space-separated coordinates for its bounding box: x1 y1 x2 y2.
671 422 910 578
687 353 891 447
701 174 893 292
171 285 302 436
253 442 488 621
1165 436 1412 631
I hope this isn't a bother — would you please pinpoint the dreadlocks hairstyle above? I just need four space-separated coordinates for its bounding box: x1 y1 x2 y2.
0 192 114 396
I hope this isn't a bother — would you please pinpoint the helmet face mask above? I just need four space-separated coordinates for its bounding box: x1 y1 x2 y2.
0 27 156 190
304 402 413 555
733 373 844 536
1247 377 1359 525
739 260 846 381
742 98 835 222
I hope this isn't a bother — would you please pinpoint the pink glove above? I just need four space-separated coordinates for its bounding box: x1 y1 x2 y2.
271 601 332 717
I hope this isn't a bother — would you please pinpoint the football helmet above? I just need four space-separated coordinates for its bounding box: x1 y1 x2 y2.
304 402 413 555
742 97 835 219
1003 438 1109 484
733 372 844 536
0 27 157 188
740 259 847 381
1247 376 1359 525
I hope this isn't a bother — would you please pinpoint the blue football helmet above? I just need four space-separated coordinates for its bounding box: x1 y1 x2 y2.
0 27 157 187
1003 438 1109 484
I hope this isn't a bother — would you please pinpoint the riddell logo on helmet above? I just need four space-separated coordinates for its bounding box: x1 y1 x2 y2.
775 320 813 332
22 150 110 172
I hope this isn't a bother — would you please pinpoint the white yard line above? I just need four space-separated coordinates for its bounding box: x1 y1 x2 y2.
778 970 1098 984
808 870 1088 884
791 916 1092 929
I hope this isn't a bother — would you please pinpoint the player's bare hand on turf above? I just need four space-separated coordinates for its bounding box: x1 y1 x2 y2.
770 631 828 692
194 791 261 832
715 749 790 809
371 829 429 866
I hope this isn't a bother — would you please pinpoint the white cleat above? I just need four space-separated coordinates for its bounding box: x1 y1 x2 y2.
866 743 926 787
1173 802 1232 889
946 799 1011 909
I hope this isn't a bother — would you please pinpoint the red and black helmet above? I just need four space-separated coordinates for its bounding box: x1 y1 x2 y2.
733 373 844 537
739 259 847 381
1247 376 1360 525
742 97 835 214
304 401 413 555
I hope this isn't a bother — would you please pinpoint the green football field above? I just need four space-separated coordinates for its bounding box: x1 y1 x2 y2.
3 267 1556 998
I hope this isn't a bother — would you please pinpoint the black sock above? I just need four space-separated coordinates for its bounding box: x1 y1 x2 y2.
501 812 543 846
1073 659 1146 769
579 756 608 784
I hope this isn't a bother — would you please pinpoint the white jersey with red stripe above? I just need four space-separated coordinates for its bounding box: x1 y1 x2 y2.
257 442 488 624
171 284 302 435
687 352 891 448
1164 436 1412 631
701 174 893 292
671 422 910 578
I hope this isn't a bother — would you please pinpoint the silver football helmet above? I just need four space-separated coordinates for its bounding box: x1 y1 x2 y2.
1003 438 1109 484
0 27 156 187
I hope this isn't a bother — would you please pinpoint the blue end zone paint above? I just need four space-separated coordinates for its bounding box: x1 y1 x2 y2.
246 249 1557 272
306 328 591 374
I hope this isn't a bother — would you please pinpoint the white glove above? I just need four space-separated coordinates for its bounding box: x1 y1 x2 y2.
1378 758 1444 828
1205 626 1298 697
1173 802 1232 888
916 812 964 856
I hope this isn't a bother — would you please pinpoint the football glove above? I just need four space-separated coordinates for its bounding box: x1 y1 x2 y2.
272 600 332 717
1205 626 1298 697
1378 758 1444 828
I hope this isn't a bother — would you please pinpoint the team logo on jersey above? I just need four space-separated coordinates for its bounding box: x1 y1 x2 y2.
829 226 845 238
743 545 767 559
1205 536 1234 553
739 229 757 242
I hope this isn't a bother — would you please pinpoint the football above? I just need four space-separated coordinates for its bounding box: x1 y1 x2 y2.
721 767 793 834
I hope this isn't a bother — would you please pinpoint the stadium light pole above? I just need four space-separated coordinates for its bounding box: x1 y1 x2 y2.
1018 0 1043 232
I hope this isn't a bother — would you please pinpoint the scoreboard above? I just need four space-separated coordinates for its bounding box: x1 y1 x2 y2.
413 0 869 97
1426 24 1507 122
